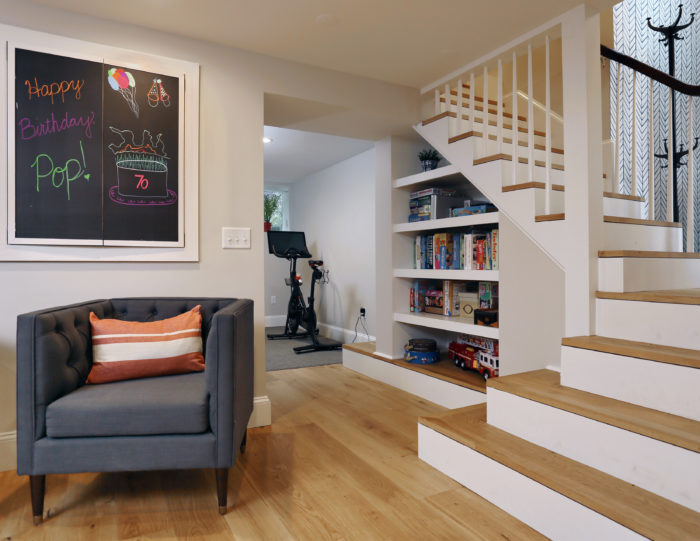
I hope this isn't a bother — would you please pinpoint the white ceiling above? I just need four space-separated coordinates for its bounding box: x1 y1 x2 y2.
263 126 373 184
26 0 617 89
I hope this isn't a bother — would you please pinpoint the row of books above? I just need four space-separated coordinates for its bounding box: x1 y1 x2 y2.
409 280 498 317
414 229 499 270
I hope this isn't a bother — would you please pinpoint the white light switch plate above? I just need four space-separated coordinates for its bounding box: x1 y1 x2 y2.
222 227 250 249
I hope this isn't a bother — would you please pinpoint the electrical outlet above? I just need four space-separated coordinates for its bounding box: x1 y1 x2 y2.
222 227 251 249
360 307 366 317
271 296 276 305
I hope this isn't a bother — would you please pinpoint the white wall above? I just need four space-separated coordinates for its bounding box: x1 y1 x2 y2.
0 0 419 470
290 148 376 340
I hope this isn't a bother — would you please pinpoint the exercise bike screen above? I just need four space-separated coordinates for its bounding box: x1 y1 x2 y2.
267 231 311 257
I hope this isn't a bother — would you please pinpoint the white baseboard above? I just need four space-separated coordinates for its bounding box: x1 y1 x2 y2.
317 322 375 344
265 315 286 327
0 430 16 472
248 395 271 428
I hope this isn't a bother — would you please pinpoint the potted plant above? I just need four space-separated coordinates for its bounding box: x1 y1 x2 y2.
418 148 442 171
264 193 280 232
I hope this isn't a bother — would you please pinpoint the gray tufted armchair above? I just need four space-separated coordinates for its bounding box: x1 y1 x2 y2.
16 297 254 524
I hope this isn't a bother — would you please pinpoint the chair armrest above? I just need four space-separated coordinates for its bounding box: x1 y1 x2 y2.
16 299 112 475
205 299 254 468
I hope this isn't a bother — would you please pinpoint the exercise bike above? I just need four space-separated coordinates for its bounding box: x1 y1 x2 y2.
266 231 342 354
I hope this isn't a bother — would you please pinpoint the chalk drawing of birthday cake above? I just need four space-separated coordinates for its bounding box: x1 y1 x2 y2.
107 127 176 206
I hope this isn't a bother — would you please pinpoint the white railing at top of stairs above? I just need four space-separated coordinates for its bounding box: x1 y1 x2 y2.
418 4 606 337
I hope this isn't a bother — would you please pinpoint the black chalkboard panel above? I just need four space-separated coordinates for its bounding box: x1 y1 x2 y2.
102 65 179 243
14 48 103 241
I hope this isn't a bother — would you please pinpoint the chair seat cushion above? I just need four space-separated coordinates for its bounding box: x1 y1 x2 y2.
46 373 208 438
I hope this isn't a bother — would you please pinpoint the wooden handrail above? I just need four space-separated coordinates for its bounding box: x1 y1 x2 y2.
601 45 700 96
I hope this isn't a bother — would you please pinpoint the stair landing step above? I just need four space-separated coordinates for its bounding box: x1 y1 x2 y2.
420 403 700 540
596 288 700 305
488 369 700 452
599 250 700 259
562 335 700 369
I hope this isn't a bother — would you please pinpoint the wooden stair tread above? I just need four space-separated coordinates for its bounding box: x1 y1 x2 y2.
596 288 700 305
535 213 565 222
562 335 700 369
447 90 501 106
537 215 684 227
474 153 565 171
419 404 700 540
342 342 486 393
604 215 682 228
488 369 700 452
603 191 645 202
599 250 700 259
503 182 564 192
425 112 548 138
448 131 564 154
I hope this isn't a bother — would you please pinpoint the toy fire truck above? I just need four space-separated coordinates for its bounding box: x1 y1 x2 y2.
448 337 499 380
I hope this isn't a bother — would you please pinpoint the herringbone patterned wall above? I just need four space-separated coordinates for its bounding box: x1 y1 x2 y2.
612 0 699 250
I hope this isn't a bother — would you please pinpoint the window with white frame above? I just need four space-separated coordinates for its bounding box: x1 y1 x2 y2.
264 186 290 231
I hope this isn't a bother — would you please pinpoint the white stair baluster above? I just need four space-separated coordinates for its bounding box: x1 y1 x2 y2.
435 88 440 116
615 62 622 194
483 65 489 156
445 83 451 137
498 59 503 155
457 78 463 135
528 43 534 183
631 70 637 197
512 50 518 186
545 35 552 214
470 72 475 134
688 95 695 252
667 88 674 222
649 78 655 220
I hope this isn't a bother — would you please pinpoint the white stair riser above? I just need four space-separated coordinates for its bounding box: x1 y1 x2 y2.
598 257 700 292
601 221 682 251
503 186 565 214
596 298 700 349
342 349 484 409
487 388 700 512
418 424 645 541
561 346 700 421
603 197 643 219
490 160 564 185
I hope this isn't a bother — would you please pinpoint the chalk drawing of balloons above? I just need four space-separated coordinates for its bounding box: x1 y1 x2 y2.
107 67 139 118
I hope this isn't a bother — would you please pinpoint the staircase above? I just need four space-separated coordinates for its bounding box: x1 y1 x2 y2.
413 8 700 539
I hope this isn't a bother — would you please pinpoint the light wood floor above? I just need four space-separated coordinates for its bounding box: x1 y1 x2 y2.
0 364 542 540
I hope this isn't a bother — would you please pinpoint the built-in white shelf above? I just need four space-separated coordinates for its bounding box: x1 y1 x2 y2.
394 212 499 233
393 164 461 190
393 268 499 281
394 311 499 339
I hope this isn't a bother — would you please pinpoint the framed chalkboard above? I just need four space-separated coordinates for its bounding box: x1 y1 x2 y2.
8 44 185 247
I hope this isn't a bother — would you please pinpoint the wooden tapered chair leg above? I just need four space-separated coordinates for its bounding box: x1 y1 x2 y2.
29 475 45 525
216 468 228 515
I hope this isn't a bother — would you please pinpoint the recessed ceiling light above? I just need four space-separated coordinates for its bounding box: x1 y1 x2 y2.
262 136 272 144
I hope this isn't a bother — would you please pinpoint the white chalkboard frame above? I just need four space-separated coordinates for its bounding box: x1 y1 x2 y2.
1 25 199 261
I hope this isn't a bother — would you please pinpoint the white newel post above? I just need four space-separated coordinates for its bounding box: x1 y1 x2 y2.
497 59 503 154
649 78 655 220
527 44 534 183
688 96 694 253
631 70 637 197
561 5 604 336
512 50 518 185
667 89 674 222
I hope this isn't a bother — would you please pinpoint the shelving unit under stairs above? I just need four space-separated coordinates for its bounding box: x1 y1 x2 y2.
343 164 502 409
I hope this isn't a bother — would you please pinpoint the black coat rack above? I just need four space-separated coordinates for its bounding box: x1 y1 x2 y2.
647 3 697 223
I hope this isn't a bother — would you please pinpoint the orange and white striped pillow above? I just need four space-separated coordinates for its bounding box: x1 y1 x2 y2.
87 305 205 384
